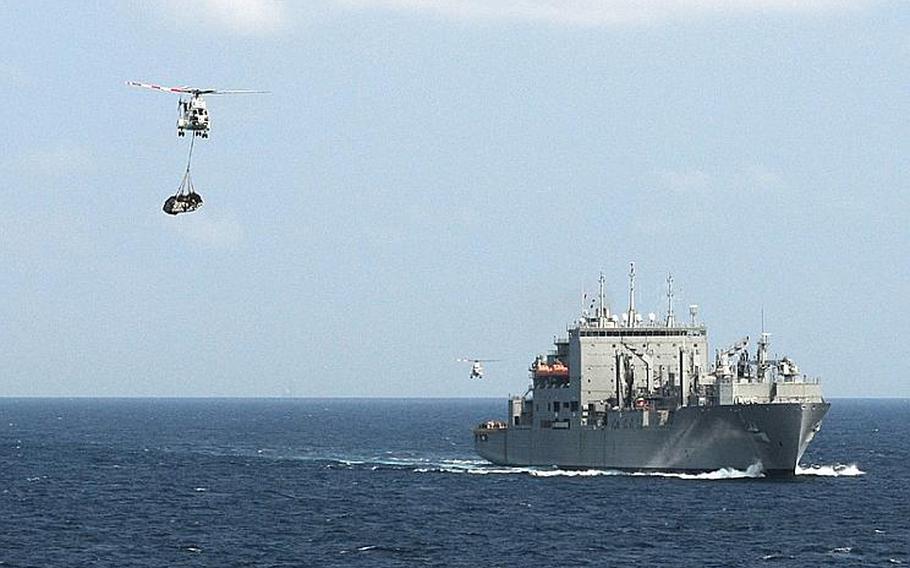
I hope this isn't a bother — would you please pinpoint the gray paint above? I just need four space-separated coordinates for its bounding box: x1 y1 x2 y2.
475 278 829 475
476 402 829 475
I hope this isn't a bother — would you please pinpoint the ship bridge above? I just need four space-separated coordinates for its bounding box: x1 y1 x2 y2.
527 268 708 429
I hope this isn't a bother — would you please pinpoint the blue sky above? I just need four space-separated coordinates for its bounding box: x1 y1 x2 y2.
0 0 907 397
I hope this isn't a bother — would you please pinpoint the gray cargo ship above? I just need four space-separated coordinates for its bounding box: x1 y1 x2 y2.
474 266 829 476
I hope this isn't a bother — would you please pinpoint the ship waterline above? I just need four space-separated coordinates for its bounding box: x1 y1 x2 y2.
475 402 829 475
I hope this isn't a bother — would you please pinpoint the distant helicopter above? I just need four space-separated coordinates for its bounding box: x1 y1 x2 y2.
126 81 268 138
457 358 501 380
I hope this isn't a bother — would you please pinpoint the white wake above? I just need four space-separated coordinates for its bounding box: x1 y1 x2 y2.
414 460 765 480
795 463 865 477
632 462 765 480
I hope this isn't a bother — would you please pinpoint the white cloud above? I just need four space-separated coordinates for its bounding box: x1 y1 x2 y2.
658 168 712 194
170 209 244 248
0 209 96 260
0 61 29 89
740 163 784 193
337 0 871 26
1 143 95 179
653 163 785 196
161 0 285 35
147 0 871 33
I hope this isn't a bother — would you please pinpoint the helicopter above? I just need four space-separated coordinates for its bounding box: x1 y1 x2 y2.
126 81 267 138
457 358 501 380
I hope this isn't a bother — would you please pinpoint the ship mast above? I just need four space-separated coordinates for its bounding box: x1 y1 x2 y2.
628 262 636 328
757 309 771 382
665 272 675 327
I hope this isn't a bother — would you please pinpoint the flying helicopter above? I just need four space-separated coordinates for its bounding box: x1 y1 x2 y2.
126 81 268 138
457 358 501 380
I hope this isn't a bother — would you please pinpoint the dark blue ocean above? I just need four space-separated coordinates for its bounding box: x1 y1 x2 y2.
1 398 907 567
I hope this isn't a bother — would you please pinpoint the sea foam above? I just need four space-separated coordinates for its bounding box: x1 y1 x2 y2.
795 463 865 477
414 460 765 480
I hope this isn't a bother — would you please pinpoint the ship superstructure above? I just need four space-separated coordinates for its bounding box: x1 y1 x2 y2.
475 265 828 476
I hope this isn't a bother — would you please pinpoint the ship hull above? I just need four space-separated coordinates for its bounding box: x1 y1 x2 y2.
474 402 829 476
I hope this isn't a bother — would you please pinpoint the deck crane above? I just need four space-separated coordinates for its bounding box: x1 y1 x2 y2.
713 336 750 379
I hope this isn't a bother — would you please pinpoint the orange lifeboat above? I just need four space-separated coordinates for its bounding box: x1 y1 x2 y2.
532 360 569 378
549 361 569 377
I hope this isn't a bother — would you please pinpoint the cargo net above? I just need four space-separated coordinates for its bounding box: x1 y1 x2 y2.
163 135 203 215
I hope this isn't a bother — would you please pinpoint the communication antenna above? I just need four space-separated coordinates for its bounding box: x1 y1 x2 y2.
599 271 607 319
628 262 636 328
665 273 675 327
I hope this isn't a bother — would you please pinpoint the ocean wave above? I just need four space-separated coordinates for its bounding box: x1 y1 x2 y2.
254 450 867 480
338 544 404 556
795 463 865 477
760 553 795 561
830 546 854 554
529 468 624 477
321 454 768 480
415 465 626 477
414 461 765 480
331 457 487 468
630 462 764 480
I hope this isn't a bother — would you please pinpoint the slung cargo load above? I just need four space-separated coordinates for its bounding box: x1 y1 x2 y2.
163 190 203 216
163 134 204 216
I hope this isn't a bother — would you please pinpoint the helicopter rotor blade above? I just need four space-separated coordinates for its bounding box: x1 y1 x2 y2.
204 89 270 96
127 82 268 96
126 81 194 94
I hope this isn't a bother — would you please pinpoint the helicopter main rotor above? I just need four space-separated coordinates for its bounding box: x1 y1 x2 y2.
127 80 268 139
126 81 268 96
